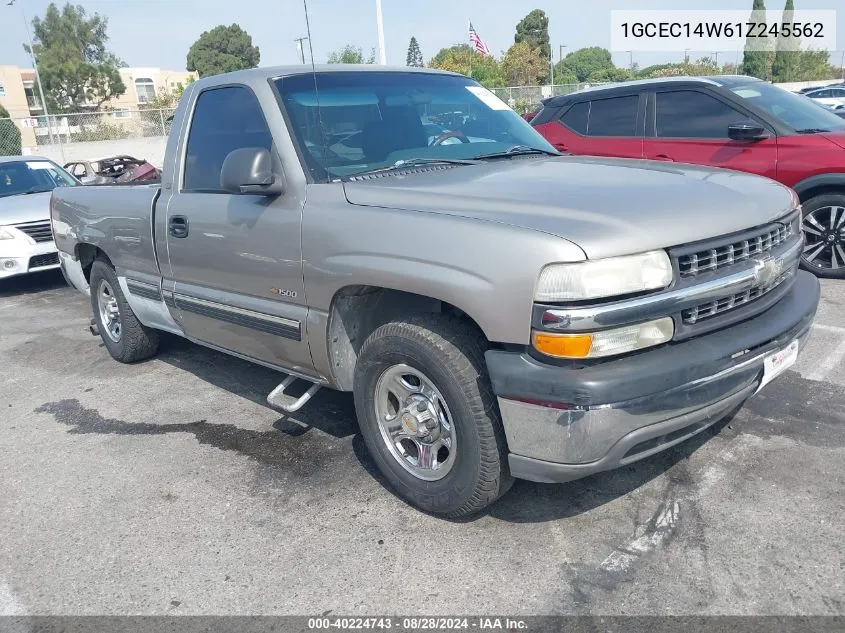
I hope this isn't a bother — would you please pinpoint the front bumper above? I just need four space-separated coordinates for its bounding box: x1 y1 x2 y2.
486 270 820 483
0 239 59 279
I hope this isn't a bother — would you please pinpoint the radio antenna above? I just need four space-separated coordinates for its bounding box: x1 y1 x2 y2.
302 0 328 178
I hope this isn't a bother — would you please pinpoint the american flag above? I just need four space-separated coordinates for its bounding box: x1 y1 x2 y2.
469 22 491 56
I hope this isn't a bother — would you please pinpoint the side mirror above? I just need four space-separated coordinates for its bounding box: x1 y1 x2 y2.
220 147 284 196
728 122 768 142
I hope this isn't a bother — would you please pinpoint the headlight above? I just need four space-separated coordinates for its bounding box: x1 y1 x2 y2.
532 317 674 359
0 227 17 240
536 250 673 302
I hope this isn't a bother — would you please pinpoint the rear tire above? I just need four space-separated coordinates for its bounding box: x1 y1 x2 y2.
798 193 845 279
89 259 159 363
353 314 512 518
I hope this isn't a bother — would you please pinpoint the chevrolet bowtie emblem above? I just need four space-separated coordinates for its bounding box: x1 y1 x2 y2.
752 255 784 288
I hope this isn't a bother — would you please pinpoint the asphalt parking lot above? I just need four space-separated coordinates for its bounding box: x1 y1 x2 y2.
0 270 843 616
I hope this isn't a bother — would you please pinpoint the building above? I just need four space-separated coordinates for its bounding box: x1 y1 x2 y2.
0 65 197 153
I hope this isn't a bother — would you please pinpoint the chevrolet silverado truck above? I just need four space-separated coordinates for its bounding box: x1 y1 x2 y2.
51 65 820 517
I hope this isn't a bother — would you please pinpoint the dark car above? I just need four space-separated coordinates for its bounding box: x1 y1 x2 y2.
530 75 845 278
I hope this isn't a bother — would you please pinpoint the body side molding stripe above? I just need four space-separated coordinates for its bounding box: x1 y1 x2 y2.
173 294 302 341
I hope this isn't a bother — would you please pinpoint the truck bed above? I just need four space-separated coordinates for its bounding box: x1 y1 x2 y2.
51 183 162 279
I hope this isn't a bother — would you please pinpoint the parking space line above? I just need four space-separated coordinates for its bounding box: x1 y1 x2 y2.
812 323 845 334
804 337 845 382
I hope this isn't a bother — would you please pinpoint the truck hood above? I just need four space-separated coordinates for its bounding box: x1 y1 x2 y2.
0 191 52 226
343 156 795 260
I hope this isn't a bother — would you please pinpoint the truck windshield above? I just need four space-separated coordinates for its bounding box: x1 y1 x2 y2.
0 160 77 198
730 82 845 133
275 71 559 181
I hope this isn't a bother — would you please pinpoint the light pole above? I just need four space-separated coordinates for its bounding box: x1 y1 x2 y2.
12 0 60 153
626 50 634 70
712 51 719 72
294 37 309 64
375 0 387 65
841 50 844 80
684 48 691 64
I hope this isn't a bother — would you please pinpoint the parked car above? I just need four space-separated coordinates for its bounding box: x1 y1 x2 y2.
52 65 818 517
64 155 160 185
0 156 77 280
803 85 845 109
530 76 845 278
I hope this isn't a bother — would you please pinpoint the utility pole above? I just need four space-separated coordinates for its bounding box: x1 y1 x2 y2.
375 0 387 65
13 0 60 155
559 44 567 64
626 50 633 70
684 48 691 64
841 50 844 80
713 51 719 72
294 37 309 64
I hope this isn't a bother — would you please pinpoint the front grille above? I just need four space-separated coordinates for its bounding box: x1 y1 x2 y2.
15 221 54 243
678 223 792 277
681 269 792 324
28 252 59 269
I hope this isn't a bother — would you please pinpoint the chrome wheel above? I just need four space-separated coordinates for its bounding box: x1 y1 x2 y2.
373 364 457 481
802 205 845 271
97 279 121 342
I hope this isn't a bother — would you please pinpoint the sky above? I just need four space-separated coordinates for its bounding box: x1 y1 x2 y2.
1 0 843 75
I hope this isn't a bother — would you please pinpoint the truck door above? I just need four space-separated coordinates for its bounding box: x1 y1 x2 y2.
159 84 314 375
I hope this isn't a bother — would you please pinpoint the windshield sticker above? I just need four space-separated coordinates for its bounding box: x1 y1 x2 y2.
465 86 510 111
25 161 52 170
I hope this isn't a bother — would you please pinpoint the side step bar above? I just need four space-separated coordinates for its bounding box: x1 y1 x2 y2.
267 375 321 413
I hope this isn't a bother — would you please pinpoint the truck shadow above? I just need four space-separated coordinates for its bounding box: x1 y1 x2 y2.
0 270 68 298
154 335 736 524
156 334 359 438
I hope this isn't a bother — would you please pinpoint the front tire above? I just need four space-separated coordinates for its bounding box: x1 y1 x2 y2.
799 193 845 279
89 259 159 363
353 314 512 518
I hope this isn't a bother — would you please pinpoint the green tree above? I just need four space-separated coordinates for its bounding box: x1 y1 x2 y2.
794 49 835 80
555 47 614 83
636 57 719 79
502 41 545 86
514 9 550 60
186 24 260 78
327 44 375 64
741 0 774 79
772 0 799 81
0 105 23 156
428 44 506 87
26 3 126 113
406 37 424 67
514 9 550 82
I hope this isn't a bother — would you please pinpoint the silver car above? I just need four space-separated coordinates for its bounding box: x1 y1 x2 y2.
0 156 77 280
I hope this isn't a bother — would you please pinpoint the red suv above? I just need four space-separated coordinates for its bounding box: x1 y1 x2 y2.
531 76 845 278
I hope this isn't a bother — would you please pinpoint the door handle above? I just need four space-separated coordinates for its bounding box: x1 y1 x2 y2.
554 143 569 152
651 154 675 162
169 215 189 238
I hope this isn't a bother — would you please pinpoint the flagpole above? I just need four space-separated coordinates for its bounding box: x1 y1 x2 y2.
468 20 473 79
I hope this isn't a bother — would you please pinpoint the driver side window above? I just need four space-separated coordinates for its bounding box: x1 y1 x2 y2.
656 90 750 138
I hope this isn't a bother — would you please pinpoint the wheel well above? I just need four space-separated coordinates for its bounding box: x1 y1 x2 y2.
326 285 488 391
75 244 110 282
796 184 845 204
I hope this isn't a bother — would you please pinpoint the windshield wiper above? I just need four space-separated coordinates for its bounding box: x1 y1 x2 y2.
795 128 830 134
474 145 560 160
342 157 477 180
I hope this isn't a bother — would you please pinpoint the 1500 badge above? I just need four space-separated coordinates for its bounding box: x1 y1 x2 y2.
271 288 297 298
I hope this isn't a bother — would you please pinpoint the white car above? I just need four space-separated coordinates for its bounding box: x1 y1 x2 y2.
803 86 845 109
0 156 77 280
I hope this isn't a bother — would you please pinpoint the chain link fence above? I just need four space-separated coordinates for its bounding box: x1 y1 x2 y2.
1 108 177 165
